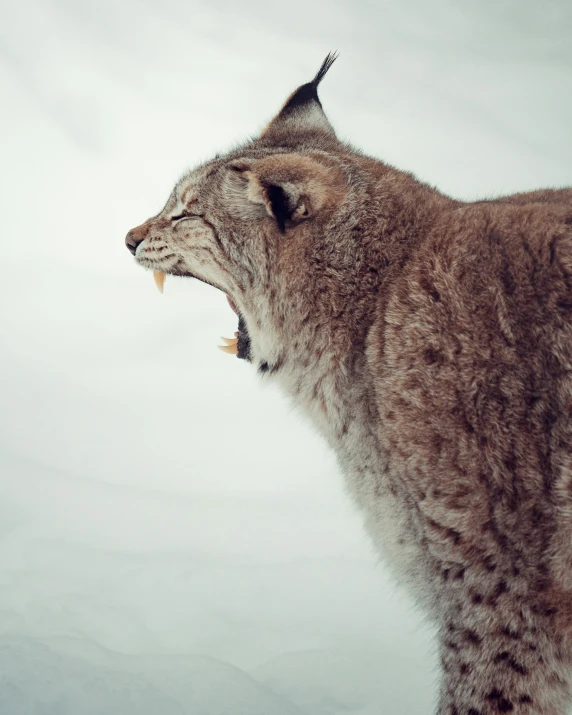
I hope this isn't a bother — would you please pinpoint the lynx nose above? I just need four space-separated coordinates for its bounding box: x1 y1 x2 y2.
125 224 148 255
125 230 143 256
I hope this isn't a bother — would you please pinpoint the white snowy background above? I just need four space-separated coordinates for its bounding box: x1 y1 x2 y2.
1 0 571 713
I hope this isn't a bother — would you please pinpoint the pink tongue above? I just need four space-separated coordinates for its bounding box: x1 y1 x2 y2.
226 295 239 315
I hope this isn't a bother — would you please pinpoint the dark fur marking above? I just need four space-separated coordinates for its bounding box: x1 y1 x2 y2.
464 630 482 646
484 555 497 572
502 626 521 640
201 216 227 258
419 268 441 302
531 603 558 617
269 355 284 375
428 519 462 545
519 695 532 704
487 691 514 711
433 434 444 454
494 234 517 296
495 651 509 663
508 657 527 675
237 315 252 361
267 184 288 233
488 580 509 606
494 652 527 675
468 709 482 715
424 347 439 364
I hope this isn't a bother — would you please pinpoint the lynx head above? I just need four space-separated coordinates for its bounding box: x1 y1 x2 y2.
126 54 364 375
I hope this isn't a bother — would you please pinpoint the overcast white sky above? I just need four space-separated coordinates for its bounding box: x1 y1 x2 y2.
1 0 571 713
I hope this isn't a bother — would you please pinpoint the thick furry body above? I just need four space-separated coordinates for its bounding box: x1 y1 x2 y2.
126 58 572 713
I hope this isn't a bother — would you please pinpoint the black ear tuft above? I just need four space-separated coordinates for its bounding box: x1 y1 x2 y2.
278 51 338 117
267 184 289 233
312 51 339 88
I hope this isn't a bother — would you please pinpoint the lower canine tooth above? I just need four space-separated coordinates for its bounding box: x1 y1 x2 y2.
218 343 238 355
153 271 166 293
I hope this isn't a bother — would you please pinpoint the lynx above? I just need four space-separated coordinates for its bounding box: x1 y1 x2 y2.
126 55 572 713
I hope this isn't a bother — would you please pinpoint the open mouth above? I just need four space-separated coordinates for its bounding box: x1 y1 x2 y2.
152 271 251 361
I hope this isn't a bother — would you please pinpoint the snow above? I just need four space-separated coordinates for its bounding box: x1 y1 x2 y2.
0 444 437 713
252 647 436 715
0 0 570 712
0 636 305 715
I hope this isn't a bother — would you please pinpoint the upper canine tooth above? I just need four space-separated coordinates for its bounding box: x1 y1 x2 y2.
153 271 166 293
220 336 239 346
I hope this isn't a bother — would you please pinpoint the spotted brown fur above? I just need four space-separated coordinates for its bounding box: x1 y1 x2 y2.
127 57 572 714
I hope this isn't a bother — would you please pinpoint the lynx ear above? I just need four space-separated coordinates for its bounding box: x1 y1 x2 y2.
260 53 338 143
229 153 344 233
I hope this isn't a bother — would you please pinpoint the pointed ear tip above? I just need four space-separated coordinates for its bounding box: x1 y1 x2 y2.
259 52 339 140
313 51 339 86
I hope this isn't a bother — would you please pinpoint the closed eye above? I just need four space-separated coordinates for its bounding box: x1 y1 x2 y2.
171 211 202 222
